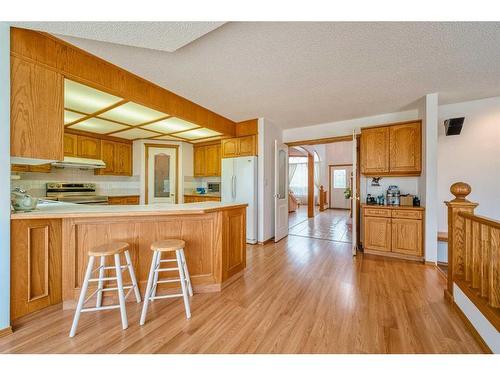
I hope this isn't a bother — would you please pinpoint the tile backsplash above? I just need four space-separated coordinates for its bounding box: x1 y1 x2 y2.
361 176 419 202
183 176 221 194
11 167 140 197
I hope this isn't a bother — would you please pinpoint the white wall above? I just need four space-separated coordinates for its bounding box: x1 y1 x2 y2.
258 118 283 242
0 23 10 330
133 140 193 204
438 96 500 231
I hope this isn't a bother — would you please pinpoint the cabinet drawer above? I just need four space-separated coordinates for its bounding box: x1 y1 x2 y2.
363 208 391 218
391 210 423 220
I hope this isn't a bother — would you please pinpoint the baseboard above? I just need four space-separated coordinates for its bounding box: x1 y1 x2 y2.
364 248 424 263
0 326 13 338
452 301 492 354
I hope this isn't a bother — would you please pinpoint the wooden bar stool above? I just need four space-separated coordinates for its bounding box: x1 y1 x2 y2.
140 239 193 325
69 242 141 337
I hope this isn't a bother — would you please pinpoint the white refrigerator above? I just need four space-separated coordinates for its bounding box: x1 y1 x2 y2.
221 156 258 244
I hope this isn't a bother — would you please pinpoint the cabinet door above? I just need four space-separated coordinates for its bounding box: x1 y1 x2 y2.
391 218 423 256
364 216 392 252
389 122 421 174
221 138 239 158
64 133 79 157
125 196 140 205
29 164 52 173
239 135 256 156
361 127 389 174
96 140 116 175
10 219 62 321
205 144 221 176
194 146 206 176
184 196 195 203
115 142 132 176
11 56 64 161
78 136 101 159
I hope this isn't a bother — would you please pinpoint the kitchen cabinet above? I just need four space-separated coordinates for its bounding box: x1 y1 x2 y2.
221 135 257 158
10 55 64 162
184 195 221 203
99 139 116 175
64 133 79 157
108 195 140 205
360 121 421 176
94 139 133 176
10 218 62 321
77 136 101 159
11 164 52 173
193 143 221 177
362 205 424 260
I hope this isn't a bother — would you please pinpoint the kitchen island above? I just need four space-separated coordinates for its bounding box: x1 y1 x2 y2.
10 201 247 321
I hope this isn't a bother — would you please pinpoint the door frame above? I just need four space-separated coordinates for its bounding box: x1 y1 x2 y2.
144 143 179 204
328 163 353 209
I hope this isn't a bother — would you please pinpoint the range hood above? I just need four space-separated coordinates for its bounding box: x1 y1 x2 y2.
51 156 106 169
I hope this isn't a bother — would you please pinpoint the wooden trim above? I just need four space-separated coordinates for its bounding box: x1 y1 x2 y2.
193 139 223 147
64 99 130 127
459 212 500 230
235 119 258 137
27 225 50 302
452 301 493 353
361 119 423 131
285 135 352 147
144 144 179 205
65 128 132 144
329 163 353 167
11 27 236 136
307 153 314 218
0 326 13 338
438 231 448 242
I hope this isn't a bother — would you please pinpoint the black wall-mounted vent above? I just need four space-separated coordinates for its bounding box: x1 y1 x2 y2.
444 117 465 136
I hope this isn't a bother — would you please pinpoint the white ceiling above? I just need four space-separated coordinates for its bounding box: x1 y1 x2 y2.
13 22 225 52
17 22 500 129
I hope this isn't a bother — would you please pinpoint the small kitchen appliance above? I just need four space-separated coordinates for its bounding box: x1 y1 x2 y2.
46 183 108 205
386 185 400 206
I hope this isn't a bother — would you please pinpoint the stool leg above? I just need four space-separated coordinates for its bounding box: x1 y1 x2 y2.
151 251 161 298
140 250 159 325
124 250 141 303
176 249 191 319
180 249 193 297
96 256 105 308
69 256 95 337
114 253 128 330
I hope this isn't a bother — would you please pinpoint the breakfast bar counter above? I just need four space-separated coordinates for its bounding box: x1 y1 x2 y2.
10 202 247 321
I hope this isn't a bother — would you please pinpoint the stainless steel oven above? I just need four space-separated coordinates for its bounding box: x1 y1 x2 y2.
46 183 109 205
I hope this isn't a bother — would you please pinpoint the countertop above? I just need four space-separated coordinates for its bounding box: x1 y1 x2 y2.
361 204 425 211
11 201 247 220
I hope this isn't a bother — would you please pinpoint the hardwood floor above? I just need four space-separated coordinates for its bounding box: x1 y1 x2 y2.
288 205 308 228
289 208 352 242
0 235 482 353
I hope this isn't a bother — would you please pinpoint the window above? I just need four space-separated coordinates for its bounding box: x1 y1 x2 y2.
333 169 347 189
289 157 308 198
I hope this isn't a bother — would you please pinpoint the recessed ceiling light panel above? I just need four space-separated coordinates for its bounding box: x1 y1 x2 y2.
64 110 86 124
142 117 199 134
174 128 222 140
65 79 123 114
99 102 167 125
68 118 129 134
111 128 159 140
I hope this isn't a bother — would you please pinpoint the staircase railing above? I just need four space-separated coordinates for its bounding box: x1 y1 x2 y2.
445 182 500 330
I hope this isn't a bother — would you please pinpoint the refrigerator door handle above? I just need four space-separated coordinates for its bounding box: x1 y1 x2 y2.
232 175 236 199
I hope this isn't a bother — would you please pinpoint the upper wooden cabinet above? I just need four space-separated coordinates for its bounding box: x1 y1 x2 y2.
77 136 101 160
11 55 64 161
221 135 257 158
95 139 132 176
360 121 421 176
63 133 79 157
193 143 221 177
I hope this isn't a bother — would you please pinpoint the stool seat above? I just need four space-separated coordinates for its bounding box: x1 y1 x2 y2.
88 242 129 256
150 239 185 252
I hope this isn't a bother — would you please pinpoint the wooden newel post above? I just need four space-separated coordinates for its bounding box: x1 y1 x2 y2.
319 185 326 211
445 182 478 301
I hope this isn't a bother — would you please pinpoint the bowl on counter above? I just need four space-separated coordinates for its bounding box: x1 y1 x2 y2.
11 188 38 212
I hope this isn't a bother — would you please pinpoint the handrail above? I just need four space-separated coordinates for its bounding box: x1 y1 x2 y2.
445 182 500 332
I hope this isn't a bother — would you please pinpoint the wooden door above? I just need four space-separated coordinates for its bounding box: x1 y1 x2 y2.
205 144 221 176
115 142 132 176
221 138 239 158
193 146 206 176
239 135 256 156
364 216 392 252
360 127 389 174
96 140 116 175
63 133 79 156
10 219 62 321
78 136 101 159
389 122 421 174
391 218 423 256
11 56 64 161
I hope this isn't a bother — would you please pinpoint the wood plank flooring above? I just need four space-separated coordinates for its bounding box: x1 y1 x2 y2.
289 209 352 242
0 235 482 353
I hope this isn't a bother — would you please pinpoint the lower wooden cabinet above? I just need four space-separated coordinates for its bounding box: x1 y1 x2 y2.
108 195 140 205
184 195 221 203
10 219 62 321
362 206 424 260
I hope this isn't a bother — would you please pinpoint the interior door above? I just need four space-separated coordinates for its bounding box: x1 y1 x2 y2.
329 165 353 209
351 130 358 256
274 141 289 242
147 146 177 204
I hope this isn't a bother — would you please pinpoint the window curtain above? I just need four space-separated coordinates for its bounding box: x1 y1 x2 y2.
289 163 298 184
289 159 308 203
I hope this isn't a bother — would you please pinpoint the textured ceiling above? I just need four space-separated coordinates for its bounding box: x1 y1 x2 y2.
20 22 500 129
13 22 225 52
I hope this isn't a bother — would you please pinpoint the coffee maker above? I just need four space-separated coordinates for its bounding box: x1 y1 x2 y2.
386 185 400 206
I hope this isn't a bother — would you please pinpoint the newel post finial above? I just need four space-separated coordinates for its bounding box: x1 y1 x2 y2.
450 182 472 202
